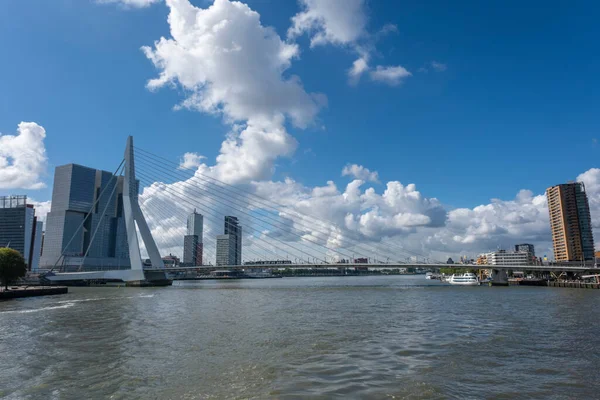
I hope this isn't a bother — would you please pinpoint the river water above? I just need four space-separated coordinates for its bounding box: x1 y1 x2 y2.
1 276 599 399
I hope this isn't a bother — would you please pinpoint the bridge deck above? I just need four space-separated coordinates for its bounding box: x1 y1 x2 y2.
144 263 596 273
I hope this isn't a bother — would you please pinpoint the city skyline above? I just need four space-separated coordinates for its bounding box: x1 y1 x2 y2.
0 0 598 262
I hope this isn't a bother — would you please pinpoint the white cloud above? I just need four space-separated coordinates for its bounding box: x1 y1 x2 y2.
369 65 412 86
578 168 600 229
419 61 448 74
288 0 411 87
178 152 205 170
97 0 160 8
29 199 51 223
342 164 379 182
288 0 367 47
0 122 48 190
431 61 447 72
348 57 369 84
143 0 324 184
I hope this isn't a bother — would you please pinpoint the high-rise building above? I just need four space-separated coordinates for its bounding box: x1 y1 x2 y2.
39 164 131 271
183 210 203 266
224 216 242 265
515 243 535 257
187 210 203 238
0 195 43 271
31 221 44 272
216 234 236 266
546 182 595 262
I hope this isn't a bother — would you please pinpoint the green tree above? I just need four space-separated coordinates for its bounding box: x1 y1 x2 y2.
0 248 27 290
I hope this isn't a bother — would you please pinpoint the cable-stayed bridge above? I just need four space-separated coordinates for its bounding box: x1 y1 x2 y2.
44 137 597 285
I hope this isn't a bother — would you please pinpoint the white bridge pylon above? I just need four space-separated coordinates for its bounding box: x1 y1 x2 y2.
123 135 165 280
46 136 166 283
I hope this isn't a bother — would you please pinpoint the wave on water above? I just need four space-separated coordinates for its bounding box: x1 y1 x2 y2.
0 302 75 314
56 294 155 304
0 293 157 315
57 297 112 304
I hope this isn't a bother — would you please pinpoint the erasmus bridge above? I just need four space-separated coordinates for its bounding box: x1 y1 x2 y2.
44 137 594 285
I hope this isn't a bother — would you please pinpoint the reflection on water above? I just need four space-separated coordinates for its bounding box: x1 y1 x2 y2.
1 276 599 399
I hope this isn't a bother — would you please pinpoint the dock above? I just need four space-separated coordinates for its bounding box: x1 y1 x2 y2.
548 281 600 289
0 286 68 300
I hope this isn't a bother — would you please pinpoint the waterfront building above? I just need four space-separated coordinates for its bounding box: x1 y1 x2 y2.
224 216 242 265
546 182 595 261
39 164 130 271
0 195 43 271
484 250 534 266
183 210 203 266
162 254 180 267
515 243 535 257
216 234 237 266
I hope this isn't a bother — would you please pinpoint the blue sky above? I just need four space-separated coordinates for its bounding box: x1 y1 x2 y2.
1 0 597 206
0 0 598 258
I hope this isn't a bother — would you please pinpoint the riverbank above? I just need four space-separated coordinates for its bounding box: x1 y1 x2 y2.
548 281 600 289
0 286 68 300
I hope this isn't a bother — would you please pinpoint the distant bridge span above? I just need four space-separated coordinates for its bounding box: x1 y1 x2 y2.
44 263 596 283
145 263 597 273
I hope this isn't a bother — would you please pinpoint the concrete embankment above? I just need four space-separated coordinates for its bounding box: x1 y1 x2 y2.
548 281 600 289
0 286 68 300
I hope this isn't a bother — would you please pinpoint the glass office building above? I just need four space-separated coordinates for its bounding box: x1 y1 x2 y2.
183 210 203 266
0 195 42 271
40 164 131 271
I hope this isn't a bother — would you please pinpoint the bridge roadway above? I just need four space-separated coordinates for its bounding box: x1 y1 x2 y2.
145 263 597 273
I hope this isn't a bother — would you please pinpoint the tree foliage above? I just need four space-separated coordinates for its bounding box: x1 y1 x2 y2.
0 248 27 290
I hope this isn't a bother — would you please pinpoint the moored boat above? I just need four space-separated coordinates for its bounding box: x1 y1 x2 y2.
448 272 479 286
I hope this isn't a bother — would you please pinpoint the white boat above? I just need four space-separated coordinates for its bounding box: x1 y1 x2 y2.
448 272 479 286
425 272 434 280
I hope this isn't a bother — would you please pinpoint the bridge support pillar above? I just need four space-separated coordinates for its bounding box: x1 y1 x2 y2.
123 136 170 285
490 269 509 286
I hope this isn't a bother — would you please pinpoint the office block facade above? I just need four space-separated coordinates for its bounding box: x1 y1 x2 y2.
224 216 242 265
0 195 42 270
183 210 203 266
216 234 236 266
40 164 131 271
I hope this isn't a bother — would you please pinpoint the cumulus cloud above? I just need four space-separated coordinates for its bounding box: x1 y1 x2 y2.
178 152 205 170
288 0 367 47
348 57 369 84
288 0 411 86
342 164 379 182
97 0 160 8
143 0 324 184
252 178 446 250
0 122 48 190
578 168 600 229
369 65 412 86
